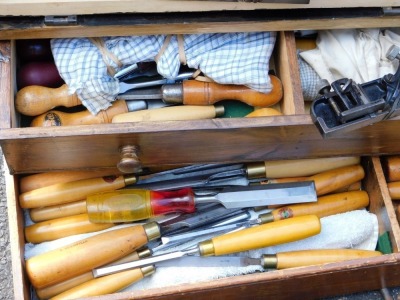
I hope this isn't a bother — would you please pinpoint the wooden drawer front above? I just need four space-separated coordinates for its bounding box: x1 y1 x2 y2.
6 156 400 299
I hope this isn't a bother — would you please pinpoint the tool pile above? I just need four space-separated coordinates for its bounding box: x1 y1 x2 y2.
19 156 382 299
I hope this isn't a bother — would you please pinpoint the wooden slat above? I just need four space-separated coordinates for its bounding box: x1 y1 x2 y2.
0 41 11 129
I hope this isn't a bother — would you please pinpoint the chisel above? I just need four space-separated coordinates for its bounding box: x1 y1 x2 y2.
86 182 317 223
93 215 321 277
26 222 161 289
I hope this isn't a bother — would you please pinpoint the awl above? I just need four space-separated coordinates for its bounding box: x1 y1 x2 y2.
93 215 322 277
86 181 317 223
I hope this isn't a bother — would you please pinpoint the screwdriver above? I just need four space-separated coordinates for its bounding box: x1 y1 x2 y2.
93 215 321 277
86 182 317 223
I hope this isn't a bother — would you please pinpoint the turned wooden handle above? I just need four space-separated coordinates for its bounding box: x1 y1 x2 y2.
382 156 400 182
24 213 115 244
388 181 400 200
112 105 222 123
19 175 133 209
20 170 121 193
26 224 153 289
273 249 381 269
30 100 129 127
36 251 143 299
263 157 360 178
269 190 369 221
181 75 282 107
30 200 87 222
203 215 320 256
16 84 81 116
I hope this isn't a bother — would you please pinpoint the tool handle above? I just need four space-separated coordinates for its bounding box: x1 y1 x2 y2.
26 224 156 289
180 75 282 107
200 215 320 256
16 84 81 116
51 266 154 299
24 213 115 244
262 156 360 178
19 170 121 193
19 175 133 209
388 181 400 200
272 249 382 269
30 200 87 222
36 251 144 299
111 105 223 123
382 156 400 182
268 190 369 222
87 188 196 223
309 164 365 196
30 100 129 127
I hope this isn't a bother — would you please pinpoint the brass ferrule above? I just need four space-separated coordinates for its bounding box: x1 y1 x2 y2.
123 174 138 186
198 240 215 257
214 105 225 117
246 162 267 179
140 265 156 277
261 254 278 269
137 248 152 259
257 213 275 224
143 222 161 241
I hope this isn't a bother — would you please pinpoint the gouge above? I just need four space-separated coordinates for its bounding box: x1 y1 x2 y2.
93 215 321 277
24 213 116 244
36 248 151 300
86 182 317 223
19 174 137 209
26 222 160 289
111 104 224 123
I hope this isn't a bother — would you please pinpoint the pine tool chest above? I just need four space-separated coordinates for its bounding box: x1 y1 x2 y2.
3 1 400 299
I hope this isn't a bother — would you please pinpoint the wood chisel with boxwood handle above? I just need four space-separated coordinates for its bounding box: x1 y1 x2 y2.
25 222 161 289
86 182 317 223
93 215 321 277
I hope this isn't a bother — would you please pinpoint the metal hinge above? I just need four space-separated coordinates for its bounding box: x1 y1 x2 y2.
44 15 78 26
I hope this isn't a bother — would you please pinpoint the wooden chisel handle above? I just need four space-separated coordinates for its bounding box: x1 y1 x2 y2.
30 200 87 222
264 249 382 269
16 84 81 116
24 213 115 244
30 100 129 127
111 104 224 123
265 191 369 222
36 249 150 299
174 75 282 107
20 170 121 193
19 175 136 209
199 215 321 256
26 222 160 289
258 156 360 179
382 156 400 182
51 266 155 299
388 181 400 200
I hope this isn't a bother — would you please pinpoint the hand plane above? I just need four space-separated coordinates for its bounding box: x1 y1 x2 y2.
310 44 400 138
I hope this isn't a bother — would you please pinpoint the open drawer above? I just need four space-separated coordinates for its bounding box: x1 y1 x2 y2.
6 156 400 299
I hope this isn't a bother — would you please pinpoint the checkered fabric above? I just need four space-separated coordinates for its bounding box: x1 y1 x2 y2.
297 50 321 101
51 32 277 115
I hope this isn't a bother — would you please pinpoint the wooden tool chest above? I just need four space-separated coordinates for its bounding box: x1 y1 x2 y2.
2 1 400 299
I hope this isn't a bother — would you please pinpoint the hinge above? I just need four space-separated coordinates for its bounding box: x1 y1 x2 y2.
44 15 78 26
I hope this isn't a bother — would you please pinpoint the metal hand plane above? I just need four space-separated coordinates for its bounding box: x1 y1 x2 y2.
310 44 400 138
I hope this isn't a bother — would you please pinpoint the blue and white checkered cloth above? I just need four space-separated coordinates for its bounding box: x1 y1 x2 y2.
51 32 277 115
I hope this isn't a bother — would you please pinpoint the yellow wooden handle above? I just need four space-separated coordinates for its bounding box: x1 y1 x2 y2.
19 175 132 208
25 213 115 244
26 224 152 289
274 249 382 269
16 84 81 116
30 200 87 222
388 181 400 200
200 215 321 256
112 105 222 123
36 251 142 299
270 190 369 221
30 100 129 127
50 267 153 299
382 156 400 182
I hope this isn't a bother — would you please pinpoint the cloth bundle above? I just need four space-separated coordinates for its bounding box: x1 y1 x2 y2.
51 32 277 115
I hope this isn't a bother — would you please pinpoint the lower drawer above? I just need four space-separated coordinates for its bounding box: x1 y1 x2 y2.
6 155 400 299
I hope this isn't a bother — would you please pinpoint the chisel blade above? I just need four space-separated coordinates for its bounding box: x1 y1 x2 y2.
157 256 263 268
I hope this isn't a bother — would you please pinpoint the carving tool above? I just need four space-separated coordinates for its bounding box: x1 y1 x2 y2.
26 222 161 289
86 181 317 223
382 155 400 182
387 181 400 200
93 215 321 277
93 215 320 277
